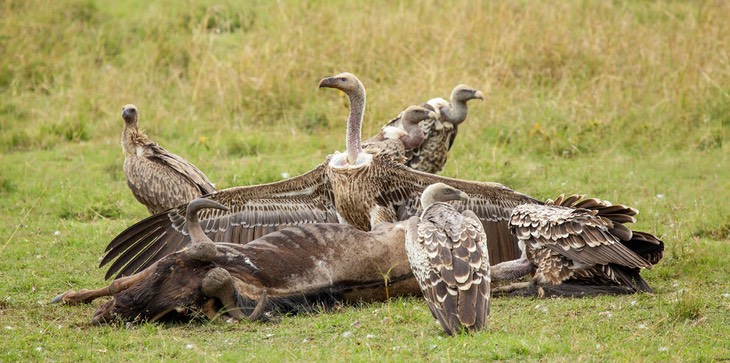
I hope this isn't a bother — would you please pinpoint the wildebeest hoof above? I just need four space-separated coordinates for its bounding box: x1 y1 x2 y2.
184 241 217 262
51 289 94 305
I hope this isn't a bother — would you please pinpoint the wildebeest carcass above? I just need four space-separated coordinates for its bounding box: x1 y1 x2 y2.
53 198 420 324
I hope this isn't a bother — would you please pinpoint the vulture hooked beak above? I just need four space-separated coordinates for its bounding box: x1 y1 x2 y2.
473 90 485 101
122 104 138 122
318 77 334 89
458 190 469 202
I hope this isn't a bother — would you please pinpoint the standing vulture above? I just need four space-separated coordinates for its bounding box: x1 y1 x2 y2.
382 85 484 174
99 73 657 288
493 194 664 295
406 183 490 335
363 105 434 163
121 104 216 214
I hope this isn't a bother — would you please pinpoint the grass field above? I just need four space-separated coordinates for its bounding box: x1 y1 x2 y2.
1 0 729 361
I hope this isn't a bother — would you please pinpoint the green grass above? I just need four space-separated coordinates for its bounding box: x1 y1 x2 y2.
1 0 729 361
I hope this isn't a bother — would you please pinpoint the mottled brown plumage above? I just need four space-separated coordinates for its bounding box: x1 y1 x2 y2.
363 105 434 162
98 74 535 280
406 183 490 335
506 194 664 293
121 104 215 214
383 85 484 174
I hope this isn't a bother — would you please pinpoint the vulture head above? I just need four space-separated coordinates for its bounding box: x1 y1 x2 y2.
420 182 469 209
319 72 367 166
121 104 139 126
451 85 485 104
318 72 364 96
399 105 436 149
432 85 484 125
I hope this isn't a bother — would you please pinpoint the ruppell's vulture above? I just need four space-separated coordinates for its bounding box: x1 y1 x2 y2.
406 183 490 335
120 104 215 215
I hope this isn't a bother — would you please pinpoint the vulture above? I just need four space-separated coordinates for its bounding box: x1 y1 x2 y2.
120 104 216 214
492 194 664 296
100 73 659 292
383 85 484 174
362 105 434 162
406 183 490 335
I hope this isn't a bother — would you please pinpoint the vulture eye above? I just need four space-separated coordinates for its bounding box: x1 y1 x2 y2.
340 77 347 82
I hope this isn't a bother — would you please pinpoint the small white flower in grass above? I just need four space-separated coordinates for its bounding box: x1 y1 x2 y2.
35 347 42 352
656 194 665 199
57 324 63 329
53 231 60 236
659 347 668 352
596 344 601 349
630 300 637 306
5 326 14 330
721 293 730 299
281 172 290 179
302 338 309 343
638 324 647 329
35 255 42 259
366 334 375 339
265 333 274 338
341 331 353 338
185 344 194 350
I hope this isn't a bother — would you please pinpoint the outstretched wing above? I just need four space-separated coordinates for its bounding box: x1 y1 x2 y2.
509 195 662 291
103 162 337 279
373 154 541 263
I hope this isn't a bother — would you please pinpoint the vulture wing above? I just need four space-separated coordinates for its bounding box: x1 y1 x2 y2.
406 205 490 335
102 162 337 279
373 155 540 264
124 143 216 214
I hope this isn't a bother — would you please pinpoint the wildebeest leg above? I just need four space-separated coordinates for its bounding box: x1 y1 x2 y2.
491 257 535 282
492 281 538 296
51 265 157 305
201 267 268 322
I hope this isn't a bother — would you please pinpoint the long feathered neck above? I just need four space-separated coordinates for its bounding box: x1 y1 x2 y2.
345 85 366 164
442 95 468 125
401 120 426 150
121 121 150 155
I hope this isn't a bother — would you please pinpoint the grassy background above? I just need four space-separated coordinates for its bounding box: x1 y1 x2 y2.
1 0 728 361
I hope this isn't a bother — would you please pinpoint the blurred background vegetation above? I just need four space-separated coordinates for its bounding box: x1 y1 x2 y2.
0 0 728 361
